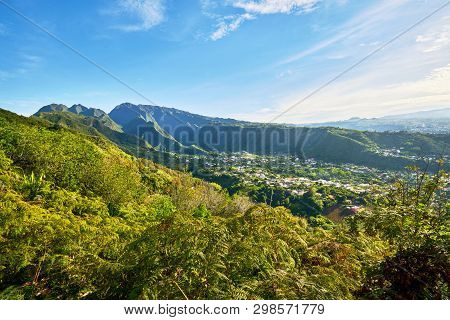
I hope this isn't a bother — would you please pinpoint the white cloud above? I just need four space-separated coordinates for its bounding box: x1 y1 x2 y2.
232 0 319 14
0 54 43 81
108 0 166 32
206 0 325 40
200 0 220 17
258 107 275 113
416 23 450 53
279 0 409 65
210 13 255 40
228 1 450 123
359 41 381 47
276 69 294 79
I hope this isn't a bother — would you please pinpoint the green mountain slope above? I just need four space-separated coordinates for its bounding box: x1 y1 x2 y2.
0 108 448 300
107 103 449 169
109 103 240 136
184 125 448 170
36 111 203 156
36 103 69 113
0 108 368 299
34 111 157 157
35 104 122 132
33 104 450 171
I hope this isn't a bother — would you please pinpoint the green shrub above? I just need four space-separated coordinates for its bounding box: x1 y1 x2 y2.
20 172 49 201
192 203 210 219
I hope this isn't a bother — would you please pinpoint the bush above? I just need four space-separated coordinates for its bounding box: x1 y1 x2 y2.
20 172 49 201
192 203 210 219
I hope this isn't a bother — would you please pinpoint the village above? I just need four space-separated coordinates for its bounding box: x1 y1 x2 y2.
193 152 399 196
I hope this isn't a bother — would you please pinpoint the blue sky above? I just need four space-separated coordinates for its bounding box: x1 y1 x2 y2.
0 0 449 123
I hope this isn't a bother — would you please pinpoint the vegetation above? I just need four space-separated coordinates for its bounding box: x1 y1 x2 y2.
221 183 360 217
0 108 448 300
35 104 450 172
353 162 449 299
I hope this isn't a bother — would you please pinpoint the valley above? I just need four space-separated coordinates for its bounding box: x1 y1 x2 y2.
32 102 450 218
0 104 448 300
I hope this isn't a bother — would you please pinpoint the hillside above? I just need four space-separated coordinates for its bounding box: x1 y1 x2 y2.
35 111 201 156
109 103 240 135
35 104 122 132
34 111 157 157
33 104 450 171
0 107 448 300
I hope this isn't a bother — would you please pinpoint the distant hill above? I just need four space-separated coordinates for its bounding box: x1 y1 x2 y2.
109 102 241 153
109 103 241 136
30 103 450 171
304 108 450 134
36 103 69 113
36 104 122 132
382 108 450 120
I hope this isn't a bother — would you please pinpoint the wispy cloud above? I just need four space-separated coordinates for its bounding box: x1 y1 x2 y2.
276 69 294 79
265 54 450 123
207 0 323 40
416 22 450 53
0 70 12 81
283 64 450 123
0 54 43 81
105 0 166 32
210 13 255 40
279 0 409 65
21 54 42 64
230 1 450 123
232 0 319 14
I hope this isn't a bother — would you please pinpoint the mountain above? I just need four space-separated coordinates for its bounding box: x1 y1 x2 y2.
32 103 449 171
109 103 241 153
68 104 88 114
109 103 241 147
119 116 202 155
35 104 122 132
34 111 160 157
37 103 69 113
109 103 240 134
304 108 450 134
35 105 203 156
382 107 450 120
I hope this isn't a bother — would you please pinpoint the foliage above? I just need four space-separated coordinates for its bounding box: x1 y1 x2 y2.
192 203 211 219
20 172 49 201
0 109 448 300
350 162 449 299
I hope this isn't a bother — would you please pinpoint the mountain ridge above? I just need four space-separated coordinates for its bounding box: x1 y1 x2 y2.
30 103 450 172
109 103 241 135
304 107 450 133
35 104 122 132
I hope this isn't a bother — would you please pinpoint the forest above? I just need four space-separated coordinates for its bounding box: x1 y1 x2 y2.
0 108 448 300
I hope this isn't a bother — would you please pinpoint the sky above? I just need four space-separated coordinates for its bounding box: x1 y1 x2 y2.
0 0 449 123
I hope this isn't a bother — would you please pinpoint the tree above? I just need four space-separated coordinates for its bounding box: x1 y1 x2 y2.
355 161 449 299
